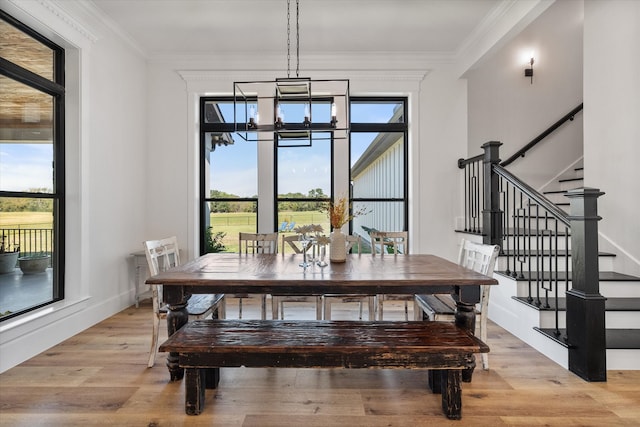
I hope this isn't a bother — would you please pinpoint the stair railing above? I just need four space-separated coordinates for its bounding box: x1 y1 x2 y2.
459 141 607 382
501 103 583 167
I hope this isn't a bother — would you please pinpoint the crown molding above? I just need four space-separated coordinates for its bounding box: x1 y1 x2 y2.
454 0 555 78
2 0 98 47
178 69 428 84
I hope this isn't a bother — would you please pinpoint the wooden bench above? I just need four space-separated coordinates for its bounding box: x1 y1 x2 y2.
159 319 489 419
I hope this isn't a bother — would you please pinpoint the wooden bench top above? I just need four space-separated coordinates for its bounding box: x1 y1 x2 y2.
160 319 489 358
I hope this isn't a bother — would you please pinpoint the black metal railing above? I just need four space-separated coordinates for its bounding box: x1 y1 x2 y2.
493 163 571 337
458 141 606 381
1 228 53 265
457 154 484 233
501 103 583 167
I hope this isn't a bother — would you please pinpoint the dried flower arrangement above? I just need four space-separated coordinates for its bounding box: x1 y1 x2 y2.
325 196 370 229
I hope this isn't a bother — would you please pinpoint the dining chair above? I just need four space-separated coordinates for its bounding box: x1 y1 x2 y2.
414 238 500 370
143 236 225 368
370 231 412 320
272 232 322 320
322 235 376 320
235 232 278 319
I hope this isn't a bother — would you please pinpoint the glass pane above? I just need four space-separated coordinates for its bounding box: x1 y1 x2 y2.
204 100 249 124
0 197 54 315
352 200 405 238
351 100 404 123
206 132 257 198
207 201 257 253
0 19 54 80
277 139 330 196
351 132 404 198
277 201 330 254
0 76 54 192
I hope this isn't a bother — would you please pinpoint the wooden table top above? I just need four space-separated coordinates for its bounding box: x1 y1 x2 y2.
146 253 497 296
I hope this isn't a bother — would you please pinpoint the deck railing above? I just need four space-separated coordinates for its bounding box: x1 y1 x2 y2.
0 228 53 265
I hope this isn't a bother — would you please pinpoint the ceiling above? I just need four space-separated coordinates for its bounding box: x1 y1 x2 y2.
89 0 504 58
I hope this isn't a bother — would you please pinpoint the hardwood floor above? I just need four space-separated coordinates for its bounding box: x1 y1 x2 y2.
1 297 639 426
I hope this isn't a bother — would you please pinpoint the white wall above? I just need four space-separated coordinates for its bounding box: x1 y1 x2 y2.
0 0 148 372
466 0 584 190
583 0 640 276
144 58 467 260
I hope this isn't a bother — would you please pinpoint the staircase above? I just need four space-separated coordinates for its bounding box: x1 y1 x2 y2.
488 164 640 371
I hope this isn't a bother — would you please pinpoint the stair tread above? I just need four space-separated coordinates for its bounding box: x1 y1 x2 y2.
501 249 615 257
496 270 640 282
558 177 584 183
537 328 640 350
513 296 640 311
543 190 568 194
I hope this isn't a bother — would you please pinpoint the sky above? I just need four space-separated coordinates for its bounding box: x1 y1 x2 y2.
1 102 398 197
0 143 53 192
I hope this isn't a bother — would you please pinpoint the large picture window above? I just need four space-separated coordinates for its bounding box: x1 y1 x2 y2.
199 96 407 255
0 11 65 321
350 98 408 244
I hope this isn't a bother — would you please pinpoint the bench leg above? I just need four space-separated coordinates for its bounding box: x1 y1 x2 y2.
428 369 441 394
455 300 477 382
185 368 206 415
441 369 462 420
204 367 220 389
166 302 189 381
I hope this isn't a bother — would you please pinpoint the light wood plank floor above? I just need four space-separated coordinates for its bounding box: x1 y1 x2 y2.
1 297 638 426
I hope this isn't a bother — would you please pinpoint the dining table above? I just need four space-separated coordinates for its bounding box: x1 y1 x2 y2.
146 252 498 380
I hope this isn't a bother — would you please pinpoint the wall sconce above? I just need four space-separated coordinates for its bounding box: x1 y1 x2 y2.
524 57 534 84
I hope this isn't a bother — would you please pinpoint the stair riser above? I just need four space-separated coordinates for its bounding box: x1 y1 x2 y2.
514 280 640 299
504 236 571 251
559 180 584 191
507 216 573 232
497 255 614 272
538 311 640 329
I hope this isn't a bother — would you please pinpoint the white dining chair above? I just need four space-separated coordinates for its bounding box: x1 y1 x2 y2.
370 231 412 320
234 232 278 319
143 236 225 367
322 235 376 320
414 239 500 370
272 233 322 320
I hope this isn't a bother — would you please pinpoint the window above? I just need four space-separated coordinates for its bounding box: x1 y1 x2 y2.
0 11 65 321
350 98 408 240
199 96 408 254
276 132 332 250
200 98 258 253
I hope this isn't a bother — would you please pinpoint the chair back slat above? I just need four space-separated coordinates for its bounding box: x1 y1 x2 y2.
370 231 408 255
239 232 278 254
143 236 181 314
457 239 499 276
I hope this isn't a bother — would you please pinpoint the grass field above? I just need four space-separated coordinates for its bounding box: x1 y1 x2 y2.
210 210 330 253
0 211 332 254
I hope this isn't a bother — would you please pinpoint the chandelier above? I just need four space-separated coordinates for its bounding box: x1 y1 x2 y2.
234 0 349 147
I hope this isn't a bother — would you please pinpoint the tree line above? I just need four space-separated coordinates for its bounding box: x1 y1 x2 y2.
209 188 328 213
0 189 54 212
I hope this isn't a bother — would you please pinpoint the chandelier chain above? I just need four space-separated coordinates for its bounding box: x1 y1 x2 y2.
286 0 291 78
296 0 300 77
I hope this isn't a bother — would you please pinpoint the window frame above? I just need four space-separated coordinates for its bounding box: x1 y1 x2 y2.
0 10 66 321
348 97 409 235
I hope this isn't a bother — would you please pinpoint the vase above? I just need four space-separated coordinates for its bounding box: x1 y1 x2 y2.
0 252 19 274
18 255 51 274
330 230 347 263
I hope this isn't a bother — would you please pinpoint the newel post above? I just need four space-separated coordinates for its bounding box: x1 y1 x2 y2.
481 141 503 247
565 187 606 382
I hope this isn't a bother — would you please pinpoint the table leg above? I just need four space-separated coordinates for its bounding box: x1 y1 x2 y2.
166 300 189 381
454 300 477 382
